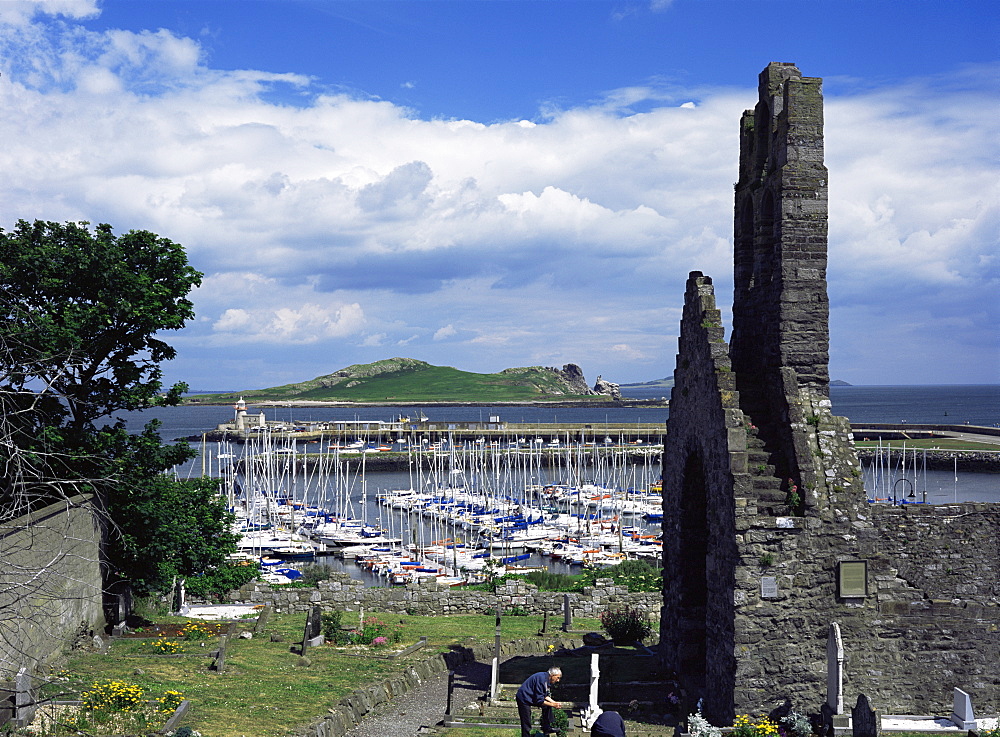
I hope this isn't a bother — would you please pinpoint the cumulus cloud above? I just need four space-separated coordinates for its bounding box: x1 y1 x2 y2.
0 14 995 386
433 325 457 341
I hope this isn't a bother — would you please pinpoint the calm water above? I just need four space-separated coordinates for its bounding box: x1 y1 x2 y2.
114 384 999 505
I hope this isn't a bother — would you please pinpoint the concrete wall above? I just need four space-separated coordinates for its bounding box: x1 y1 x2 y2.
0 495 105 713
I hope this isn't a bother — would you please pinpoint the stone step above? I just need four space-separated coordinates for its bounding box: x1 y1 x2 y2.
751 475 782 491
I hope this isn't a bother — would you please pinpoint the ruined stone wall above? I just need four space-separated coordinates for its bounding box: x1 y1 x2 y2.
730 62 830 495
659 273 748 723
0 496 104 708
853 503 1000 713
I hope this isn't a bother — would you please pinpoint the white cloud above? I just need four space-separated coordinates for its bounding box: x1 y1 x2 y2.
0 0 98 26
0 15 995 385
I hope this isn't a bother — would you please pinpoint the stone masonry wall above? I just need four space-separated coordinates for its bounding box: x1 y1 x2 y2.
854 503 1000 713
213 574 660 621
0 496 105 715
659 272 747 723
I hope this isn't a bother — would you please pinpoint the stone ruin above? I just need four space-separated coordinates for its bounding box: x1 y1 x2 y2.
658 62 999 724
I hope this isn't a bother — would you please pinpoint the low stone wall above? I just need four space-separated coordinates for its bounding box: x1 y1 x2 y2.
0 495 105 720
210 575 660 620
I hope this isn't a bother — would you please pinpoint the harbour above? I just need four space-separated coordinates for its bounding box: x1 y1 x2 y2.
117 385 999 587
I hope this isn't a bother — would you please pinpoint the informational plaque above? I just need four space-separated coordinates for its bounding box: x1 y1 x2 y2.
838 560 868 598
760 576 778 599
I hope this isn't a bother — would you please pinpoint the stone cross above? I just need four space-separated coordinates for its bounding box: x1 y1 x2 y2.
581 652 604 729
951 687 977 730
851 693 880 737
826 622 844 714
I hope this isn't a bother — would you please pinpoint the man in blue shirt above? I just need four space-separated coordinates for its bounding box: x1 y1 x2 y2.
515 666 562 737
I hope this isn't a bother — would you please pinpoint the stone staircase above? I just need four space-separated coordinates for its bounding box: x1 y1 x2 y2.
746 426 791 515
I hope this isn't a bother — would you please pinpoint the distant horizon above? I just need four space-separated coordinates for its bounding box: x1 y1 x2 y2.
183 381 1000 395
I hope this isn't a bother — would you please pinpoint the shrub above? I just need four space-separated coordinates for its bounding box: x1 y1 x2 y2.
583 559 662 592
688 709 722 737
321 610 347 643
599 606 653 644
780 711 812 737
550 706 570 736
183 561 261 600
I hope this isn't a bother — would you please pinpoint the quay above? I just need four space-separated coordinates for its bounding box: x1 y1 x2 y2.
207 400 667 446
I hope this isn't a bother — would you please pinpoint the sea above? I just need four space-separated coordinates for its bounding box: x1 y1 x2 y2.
117 384 999 504
113 384 998 584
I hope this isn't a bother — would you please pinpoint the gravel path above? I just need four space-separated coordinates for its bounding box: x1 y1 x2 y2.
342 659 493 737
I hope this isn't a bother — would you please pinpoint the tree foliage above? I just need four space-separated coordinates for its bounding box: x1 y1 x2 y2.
0 220 234 597
0 219 201 435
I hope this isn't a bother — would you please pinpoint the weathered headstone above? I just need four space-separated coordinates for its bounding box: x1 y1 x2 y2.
826 622 844 714
253 605 272 634
489 603 501 700
210 636 228 673
851 693 880 737
13 668 34 728
562 593 572 631
950 687 977 730
581 652 603 729
172 578 186 615
302 605 324 653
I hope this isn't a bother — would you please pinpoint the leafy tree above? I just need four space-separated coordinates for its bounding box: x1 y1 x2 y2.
0 219 235 598
0 219 201 435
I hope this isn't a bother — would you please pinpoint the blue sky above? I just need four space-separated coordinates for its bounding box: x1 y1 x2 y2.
1 0 997 389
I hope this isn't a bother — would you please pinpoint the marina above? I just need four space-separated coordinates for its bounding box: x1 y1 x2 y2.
122 384 998 587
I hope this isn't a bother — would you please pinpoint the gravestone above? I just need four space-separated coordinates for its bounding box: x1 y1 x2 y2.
851 693 880 737
302 605 324 653
826 623 844 714
172 578 186 615
950 687 976 730
562 593 572 631
581 652 604 728
13 668 34 728
490 603 501 700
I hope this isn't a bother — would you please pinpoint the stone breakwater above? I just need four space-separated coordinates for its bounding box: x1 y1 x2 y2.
855 449 1000 473
204 572 660 619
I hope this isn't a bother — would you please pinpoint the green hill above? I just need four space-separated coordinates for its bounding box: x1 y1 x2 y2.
185 358 611 404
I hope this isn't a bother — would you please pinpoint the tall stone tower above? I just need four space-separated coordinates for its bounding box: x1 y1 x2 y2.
659 63 874 722
730 61 829 497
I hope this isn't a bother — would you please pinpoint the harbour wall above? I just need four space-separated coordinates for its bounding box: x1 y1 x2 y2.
204 574 661 620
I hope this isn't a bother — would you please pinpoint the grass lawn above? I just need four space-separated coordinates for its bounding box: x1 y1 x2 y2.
46 612 602 737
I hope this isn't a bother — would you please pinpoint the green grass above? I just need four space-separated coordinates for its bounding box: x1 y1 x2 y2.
187 359 608 404
46 612 602 737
